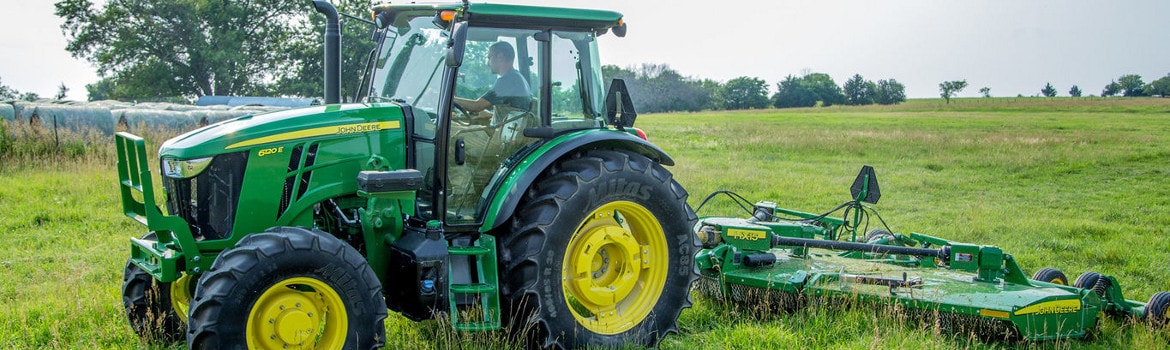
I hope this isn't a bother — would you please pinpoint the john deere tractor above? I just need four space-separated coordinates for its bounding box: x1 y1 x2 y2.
116 2 697 349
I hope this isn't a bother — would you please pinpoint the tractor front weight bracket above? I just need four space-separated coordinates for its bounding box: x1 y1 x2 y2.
117 132 206 282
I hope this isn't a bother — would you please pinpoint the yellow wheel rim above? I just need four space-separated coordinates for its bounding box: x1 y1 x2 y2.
1052 278 1067 286
170 274 194 323
246 277 348 350
562 201 667 335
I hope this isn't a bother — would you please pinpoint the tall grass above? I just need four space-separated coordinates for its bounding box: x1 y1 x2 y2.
2 97 1169 349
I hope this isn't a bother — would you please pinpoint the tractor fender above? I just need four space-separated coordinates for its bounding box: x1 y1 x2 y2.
480 130 674 232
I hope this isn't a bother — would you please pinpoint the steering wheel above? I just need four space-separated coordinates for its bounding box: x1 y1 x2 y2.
451 103 476 126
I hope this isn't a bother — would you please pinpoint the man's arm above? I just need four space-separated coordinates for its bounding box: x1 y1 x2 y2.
453 96 492 112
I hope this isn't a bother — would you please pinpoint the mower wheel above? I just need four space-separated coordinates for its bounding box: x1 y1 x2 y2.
1073 272 1104 295
122 233 187 344
186 227 387 350
1031 268 1069 286
500 149 699 348
863 229 900 245
1145 291 1170 326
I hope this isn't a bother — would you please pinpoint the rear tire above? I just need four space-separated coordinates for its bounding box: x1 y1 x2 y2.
186 227 387 350
1031 268 1069 286
1145 291 1170 326
1073 272 1100 289
499 149 699 348
122 233 187 344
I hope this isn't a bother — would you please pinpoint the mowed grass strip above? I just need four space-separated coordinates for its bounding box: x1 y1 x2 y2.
1 97 1169 349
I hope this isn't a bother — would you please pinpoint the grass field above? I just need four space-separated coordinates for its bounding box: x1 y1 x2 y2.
2 97 1169 349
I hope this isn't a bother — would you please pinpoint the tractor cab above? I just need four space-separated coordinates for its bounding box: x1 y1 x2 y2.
368 3 625 227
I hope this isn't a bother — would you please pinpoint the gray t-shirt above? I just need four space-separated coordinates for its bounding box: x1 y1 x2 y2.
481 69 532 111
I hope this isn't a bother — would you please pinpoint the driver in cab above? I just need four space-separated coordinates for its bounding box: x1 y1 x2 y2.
453 41 532 121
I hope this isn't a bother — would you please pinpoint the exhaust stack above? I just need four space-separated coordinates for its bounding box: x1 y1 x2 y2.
313 1 341 104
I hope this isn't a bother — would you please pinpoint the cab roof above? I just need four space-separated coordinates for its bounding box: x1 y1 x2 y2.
372 2 624 32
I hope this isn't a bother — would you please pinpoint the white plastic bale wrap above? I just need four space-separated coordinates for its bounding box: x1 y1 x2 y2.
10 101 294 135
206 110 248 124
0 103 13 121
118 109 201 132
13 101 39 123
32 104 116 135
186 110 250 126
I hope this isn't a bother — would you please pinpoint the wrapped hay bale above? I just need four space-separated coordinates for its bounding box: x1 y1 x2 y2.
0 103 13 122
231 106 291 114
33 104 115 135
13 101 39 123
185 110 248 126
134 102 202 112
205 110 248 124
89 100 135 110
118 109 201 133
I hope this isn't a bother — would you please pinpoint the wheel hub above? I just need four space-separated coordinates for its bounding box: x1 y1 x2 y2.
170 274 194 323
569 225 646 306
562 201 668 334
247 277 346 350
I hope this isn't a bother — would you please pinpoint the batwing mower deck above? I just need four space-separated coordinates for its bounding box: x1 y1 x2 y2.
693 166 1167 341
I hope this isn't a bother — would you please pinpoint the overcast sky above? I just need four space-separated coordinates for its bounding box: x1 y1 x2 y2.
2 0 1168 101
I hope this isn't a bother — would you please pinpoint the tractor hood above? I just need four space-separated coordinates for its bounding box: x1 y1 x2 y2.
159 103 406 159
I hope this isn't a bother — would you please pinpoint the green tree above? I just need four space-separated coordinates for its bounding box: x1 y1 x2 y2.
1102 80 1121 97
86 78 114 101
1148 74 1170 98
771 73 845 108
0 77 18 100
716 76 770 110
979 87 991 98
55 83 69 100
698 79 723 110
843 74 876 105
874 79 906 105
1041 82 1057 97
804 73 846 107
772 75 818 108
55 0 373 100
601 64 715 113
1117 74 1146 97
938 80 968 104
274 1 377 102
1069 85 1082 97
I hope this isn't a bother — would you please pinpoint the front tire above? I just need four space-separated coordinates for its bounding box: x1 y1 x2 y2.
186 227 387 350
500 149 699 348
123 260 185 343
123 233 188 344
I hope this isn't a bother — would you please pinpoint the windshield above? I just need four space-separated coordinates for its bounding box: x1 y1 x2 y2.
369 15 449 114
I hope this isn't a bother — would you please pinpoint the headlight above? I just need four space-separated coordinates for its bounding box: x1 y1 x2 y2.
162 157 213 179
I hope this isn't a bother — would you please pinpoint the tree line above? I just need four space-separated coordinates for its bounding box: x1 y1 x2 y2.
602 65 908 113
962 73 1170 101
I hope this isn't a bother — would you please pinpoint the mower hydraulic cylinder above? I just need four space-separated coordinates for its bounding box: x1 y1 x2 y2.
772 236 949 260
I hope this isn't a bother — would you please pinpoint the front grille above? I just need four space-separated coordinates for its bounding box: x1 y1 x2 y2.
162 152 248 240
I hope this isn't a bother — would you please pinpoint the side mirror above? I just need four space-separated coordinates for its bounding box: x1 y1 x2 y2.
374 11 392 29
613 22 628 37
445 22 468 68
604 79 637 129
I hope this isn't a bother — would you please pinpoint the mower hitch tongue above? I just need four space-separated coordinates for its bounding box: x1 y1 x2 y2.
693 166 1169 341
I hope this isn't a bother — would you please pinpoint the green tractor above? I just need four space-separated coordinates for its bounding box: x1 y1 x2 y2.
116 1 697 349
